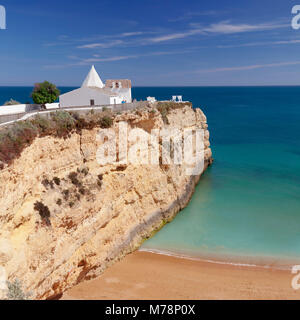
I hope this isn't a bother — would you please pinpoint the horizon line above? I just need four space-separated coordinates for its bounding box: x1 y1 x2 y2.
1 85 300 88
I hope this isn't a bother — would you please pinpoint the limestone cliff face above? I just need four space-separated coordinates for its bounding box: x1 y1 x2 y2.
0 105 212 299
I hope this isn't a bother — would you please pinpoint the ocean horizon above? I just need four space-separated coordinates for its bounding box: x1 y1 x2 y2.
2 85 300 105
1 86 300 267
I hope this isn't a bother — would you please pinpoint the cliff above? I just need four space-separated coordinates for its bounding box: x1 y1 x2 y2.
0 103 212 299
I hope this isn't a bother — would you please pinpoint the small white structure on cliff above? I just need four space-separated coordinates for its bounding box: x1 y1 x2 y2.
147 96 156 103
59 66 132 108
172 96 183 102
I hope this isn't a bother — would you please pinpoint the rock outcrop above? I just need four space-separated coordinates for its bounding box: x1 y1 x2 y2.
0 104 212 299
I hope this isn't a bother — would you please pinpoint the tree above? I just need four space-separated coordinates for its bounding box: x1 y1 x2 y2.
31 81 60 105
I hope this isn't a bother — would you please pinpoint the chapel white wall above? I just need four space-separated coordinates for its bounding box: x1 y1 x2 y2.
59 87 112 108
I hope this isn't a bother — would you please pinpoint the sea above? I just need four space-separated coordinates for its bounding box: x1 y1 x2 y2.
1 86 300 268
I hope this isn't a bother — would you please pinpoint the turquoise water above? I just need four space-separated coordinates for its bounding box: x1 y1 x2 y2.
134 87 300 266
1 86 300 265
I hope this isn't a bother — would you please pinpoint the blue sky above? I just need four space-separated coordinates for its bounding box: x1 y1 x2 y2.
0 0 300 86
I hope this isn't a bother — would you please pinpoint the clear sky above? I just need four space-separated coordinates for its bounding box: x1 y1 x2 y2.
0 0 300 86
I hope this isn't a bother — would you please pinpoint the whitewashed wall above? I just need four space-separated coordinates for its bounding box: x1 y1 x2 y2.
45 103 59 110
0 104 27 115
111 88 132 103
110 96 123 105
59 87 116 108
0 103 59 116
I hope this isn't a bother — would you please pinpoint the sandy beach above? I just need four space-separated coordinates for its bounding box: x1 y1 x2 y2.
62 251 300 300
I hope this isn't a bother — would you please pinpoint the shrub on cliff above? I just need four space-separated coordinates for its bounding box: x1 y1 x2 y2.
0 112 74 166
63 189 70 200
0 121 38 163
51 111 76 137
157 103 170 125
31 115 54 135
99 116 113 128
3 99 21 106
42 178 54 189
0 109 116 168
6 279 31 300
31 81 60 105
34 201 51 226
157 101 192 124
68 172 81 186
53 177 61 186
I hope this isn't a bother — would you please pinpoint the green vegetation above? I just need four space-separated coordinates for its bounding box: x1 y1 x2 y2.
50 111 76 137
0 102 189 168
157 103 170 124
6 279 31 300
68 172 81 187
157 101 192 124
31 81 60 105
99 116 113 129
34 201 51 226
42 178 54 189
63 189 70 200
69 202 75 208
0 110 115 167
80 167 89 176
3 99 21 106
79 187 86 195
46 166 98 209
53 177 61 186
0 121 39 164
31 115 53 134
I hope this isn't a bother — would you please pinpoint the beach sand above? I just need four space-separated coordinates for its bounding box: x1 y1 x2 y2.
62 251 300 300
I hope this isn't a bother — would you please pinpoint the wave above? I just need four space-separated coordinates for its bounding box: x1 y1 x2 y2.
139 247 296 271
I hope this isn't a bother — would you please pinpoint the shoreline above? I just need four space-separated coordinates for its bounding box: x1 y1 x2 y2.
139 248 300 271
62 250 300 300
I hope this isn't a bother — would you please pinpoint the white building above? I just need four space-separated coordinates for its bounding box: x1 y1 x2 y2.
147 97 156 103
59 66 132 108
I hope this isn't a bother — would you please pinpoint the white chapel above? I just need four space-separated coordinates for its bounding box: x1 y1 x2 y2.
59 66 132 108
